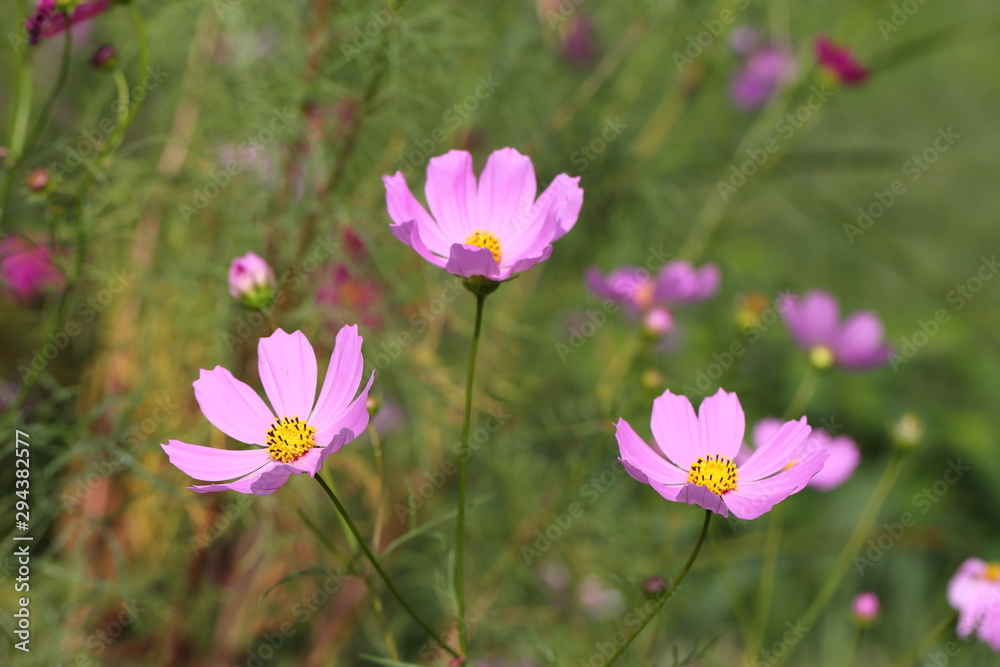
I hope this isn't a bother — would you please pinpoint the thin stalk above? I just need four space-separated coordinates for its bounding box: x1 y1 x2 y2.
783 367 820 419
23 26 72 160
315 474 459 659
601 510 713 666
750 503 786 656
456 292 487 655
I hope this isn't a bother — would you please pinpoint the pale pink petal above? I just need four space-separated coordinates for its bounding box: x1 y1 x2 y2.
949 559 988 610
444 243 503 280
650 391 702 467
312 370 375 447
615 419 688 485
425 150 477 240
383 173 452 254
676 483 729 517
476 148 537 235
189 463 298 495
311 324 365 427
193 367 274 445
697 389 745 460
752 418 785 450
978 604 1000 651
505 245 553 278
807 435 860 491
258 329 318 419
389 219 449 268
835 311 892 369
738 417 811 481
724 449 828 519
546 174 584 240
782 290 840 348
289 427 354 476
161 440 272 481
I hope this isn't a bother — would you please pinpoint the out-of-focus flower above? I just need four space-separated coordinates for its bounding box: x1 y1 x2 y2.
815 36 869 86
780 290 892 371
89 43 117 69
316 264 383 329
731 45 797 109
586 260 720 337
852 591 880 625
948 558 1000 651
228 252 276 309
217 142 277 185
383 148 583 284
578 575 624 619
26 0 112 45
561 14 597 64
0 235 64 302
616 389 827 520
729 25 761 55
26 168 51 193
735 291 772 331
161 327 374 495
891 413 925 451
539 560 570 592
746 418 860 491
642 576 668 599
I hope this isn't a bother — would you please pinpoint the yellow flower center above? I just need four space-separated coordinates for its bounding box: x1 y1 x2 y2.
687 454 739 495
266 416 317 464
986 562 1000 582
464 230 502 265
809 345 835 370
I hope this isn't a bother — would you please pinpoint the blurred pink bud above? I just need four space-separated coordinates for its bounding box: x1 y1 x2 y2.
852 591 880 624
228 251 276 308
0 235 64 302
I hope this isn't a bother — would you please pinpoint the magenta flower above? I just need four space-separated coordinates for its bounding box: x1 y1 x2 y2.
852 591 880 624
561 14 597 64
26 0 112 45
815 36 869 85
317 264 384 330
0 235 64 302
780 290 892 370
748 418 859 491
383 148 583 282
948 558 1000 651
161 327 374 495
731 46 797 109
616 389 827 520
228 252 276 308
586 260 720 336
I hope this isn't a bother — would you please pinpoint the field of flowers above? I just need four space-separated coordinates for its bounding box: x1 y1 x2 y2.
2 1 1000 665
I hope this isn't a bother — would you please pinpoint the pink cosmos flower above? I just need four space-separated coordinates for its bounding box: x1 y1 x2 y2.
731 46 797 109
948 558 1000 651
0 235 64 302
852 591 880 623
586 260 720 336
815 36 869 85
26 0 112 45
746 418 860 491
616 389 827 520
383 148 583 282
161 326 374 495
780 290 892 370
228 252 276 304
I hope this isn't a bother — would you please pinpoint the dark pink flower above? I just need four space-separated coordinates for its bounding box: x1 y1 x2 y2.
616 389 827 520
815 36 869 85
731 46 797 109
0 235 64 302
161 327 374 495
561 14 597 64
948 558 1000 651
780 290 892 370
384 148 583 282
26 0 112 45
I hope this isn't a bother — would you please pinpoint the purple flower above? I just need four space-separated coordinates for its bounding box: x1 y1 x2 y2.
586 260 719 336
383 148 583 282
26 0 112 45
948 559 1000 651
852 591 880 624
815 36 869 86
731 46 797 109
780 290 892 370
616 389 828 520
748 418 859 491
161 327 374 495
0 235 64 302
561 14 597 64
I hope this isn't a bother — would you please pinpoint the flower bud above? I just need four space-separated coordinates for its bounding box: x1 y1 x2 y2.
228 252 276 310
366 395 381 417
26 168 50 193
852 591 880 625
891 413 925 452
90 44 118 70
642 307 674 337
642 576 668 599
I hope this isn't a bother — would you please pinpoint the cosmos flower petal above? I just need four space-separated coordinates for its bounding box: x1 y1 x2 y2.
615 419 688 485
193 367 274 445
311 324 364 428
545 174 584 240
676 483 729 517
425 150 477 240
258 329 318 419
313 371 375 448
738 417 811 481
444 243 504 280
751 418 785 452
477 147 537 234
161 440 272 481
725 449 829 519
650 391 702 466
697 389 745 460
383 173 452 255
506 245 553 277
291 427 355 476
807 435 860 491
783 290 840 347
835 311 892 369
389 219 449 268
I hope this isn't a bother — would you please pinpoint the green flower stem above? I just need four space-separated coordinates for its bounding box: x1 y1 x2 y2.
456 291 487 655
315 474 460 659
887 611 957 667
601 509 713 667
845 626 865 667
783 366 820 419
22 27 72 161
750 502 786 657
774 452 907 666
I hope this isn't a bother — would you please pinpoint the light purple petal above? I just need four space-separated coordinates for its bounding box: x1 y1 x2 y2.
724 449 828 519
383 173 452 254
193 366 274 445
738 417 811 481
161 440 272 481
807 434 860 491
312 370 375 447
615 419 688 485
978 604 1000 651
949 559 988 610
444 243 503 280
289 427 354 476
425 150 477 240
389 219 449 268
311 324 365 428
697 389 745 460
751 418 785 450
258 329 318 419
476 148 537 235
835 311 891 369
782 290 840 348
650 391 702 468
505 244 554 278
656 262 721 304
676 483 729 517
547 174 584 240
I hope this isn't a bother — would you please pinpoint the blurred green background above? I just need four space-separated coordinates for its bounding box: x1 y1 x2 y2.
2 0 1000 664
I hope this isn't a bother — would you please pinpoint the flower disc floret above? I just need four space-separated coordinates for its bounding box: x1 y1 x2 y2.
687 454 738 494
266 416 316 463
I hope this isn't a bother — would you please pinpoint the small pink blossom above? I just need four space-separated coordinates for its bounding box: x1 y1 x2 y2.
228 252 276 307
948 558 1000 651
780 290 892 370
815 36 869 85
852 591 880 623
0 235 64 302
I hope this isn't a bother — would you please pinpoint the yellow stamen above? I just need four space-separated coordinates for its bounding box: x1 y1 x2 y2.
809 345 835 370
464 230 502 265
986 562 1000 582
687 454 739 495
266 416 316 464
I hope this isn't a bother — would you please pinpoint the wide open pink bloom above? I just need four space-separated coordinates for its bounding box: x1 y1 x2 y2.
749 418 860 491
616 389 827 520
161 326 374 495
27 0 112 44
384 147 583 282
948 558 1000 651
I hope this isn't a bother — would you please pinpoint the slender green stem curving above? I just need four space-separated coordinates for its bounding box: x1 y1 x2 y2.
783 367 821 420
23 26 72 162
456 292 487 656
602 510 713 666
315 474 459 658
